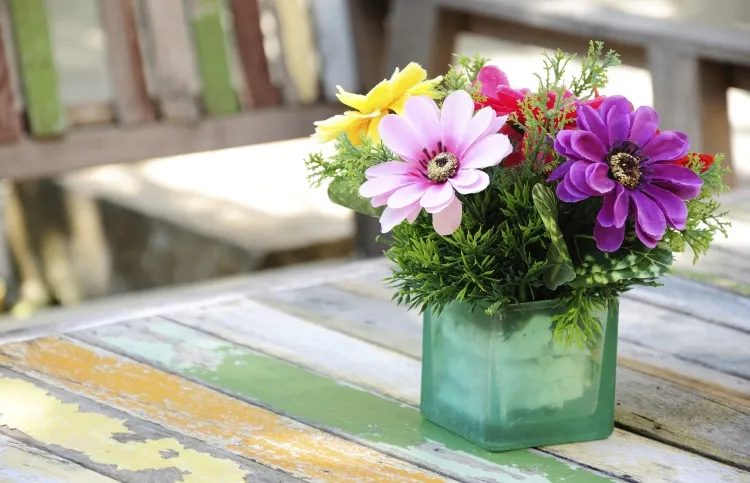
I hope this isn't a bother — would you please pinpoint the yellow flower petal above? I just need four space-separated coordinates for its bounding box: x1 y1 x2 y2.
362 80 391 114
366 113 384 143
313 110 381 144
389 62 428 100
335 86 368 111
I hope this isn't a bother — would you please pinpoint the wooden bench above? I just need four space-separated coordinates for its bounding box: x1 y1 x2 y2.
387 0 750 188
0 257 746 481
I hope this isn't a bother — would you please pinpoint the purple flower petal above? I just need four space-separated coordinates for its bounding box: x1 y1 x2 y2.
456 106 495 157
577 104 609 148
635 220 661 248
449 169 489 194
557 175 590 203
421 182 455 210
606 105 631 146
642 131 690 162
548 159 575 181
628 106 659 147
571 130 607 163
631 190 667 238
387 180 431 209
379 114 424 162
403 96 442 154
441 91 474 152
647 164 703 200
432 197 463 236
380 201 421 232
569 161 601 196
596 184 629 227
585 162 616 194
598 95 633 121
594 221 626 252
640 183 688 230
554 130 585 162
461 133 513 169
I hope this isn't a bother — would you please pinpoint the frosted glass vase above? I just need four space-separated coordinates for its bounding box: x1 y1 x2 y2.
421 299 619 451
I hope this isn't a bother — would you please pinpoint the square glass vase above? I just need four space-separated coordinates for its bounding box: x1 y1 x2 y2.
421 299 619 451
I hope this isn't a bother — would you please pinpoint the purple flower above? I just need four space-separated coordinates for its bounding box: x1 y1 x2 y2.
550 95 702 251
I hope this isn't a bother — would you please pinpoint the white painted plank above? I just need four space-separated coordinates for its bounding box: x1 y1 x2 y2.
308 0 358 100
167 298 750 483
270 0 319 103
0 434 117 482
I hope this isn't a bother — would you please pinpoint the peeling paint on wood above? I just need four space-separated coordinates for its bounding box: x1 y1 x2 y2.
0 434 117 483
78 318 613 483
0 371 260 482
162 300 750 482
0 338 453 483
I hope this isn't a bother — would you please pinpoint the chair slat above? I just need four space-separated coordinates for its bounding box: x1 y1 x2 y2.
0 11 20 143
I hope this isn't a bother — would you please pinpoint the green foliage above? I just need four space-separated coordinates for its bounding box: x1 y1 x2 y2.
551 289 608 348
327 177 381 217
433 54 489 102
305 133 394 189
568 41 621 99
663 154 731 262
532 184 575 289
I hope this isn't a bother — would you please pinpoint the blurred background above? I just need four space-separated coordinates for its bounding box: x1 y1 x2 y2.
0 0 748 317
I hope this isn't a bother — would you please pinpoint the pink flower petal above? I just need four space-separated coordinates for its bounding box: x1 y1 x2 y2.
424 190 455 213
387 181 430 208
421 182 455 210
450 169 489 194
359 175 414 198
482 115 508 138
379 114 423 162
432 197 463 236
371 193 391 207
456 107 494 157
441 91 474 152
403 96 441 153
379 202 420 233
406 203 422 223
477 65 510 97
461 134 513 169
365 161 418 179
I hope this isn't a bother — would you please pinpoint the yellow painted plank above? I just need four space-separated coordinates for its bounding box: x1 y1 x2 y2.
0 338 449 483
0 375 249 482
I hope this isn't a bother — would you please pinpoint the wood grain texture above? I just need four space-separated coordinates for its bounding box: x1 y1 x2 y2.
0 433 117 483
77 317 618 483
271 0 319 103
141 0 199 121
99 0 155 124
0 368 297 482
7 0 65 136
158 301 750 482
0 338 454 483
0 104 339 180
229 0 280 107
0 11 20 143
188 0 239 115
309 0 358 101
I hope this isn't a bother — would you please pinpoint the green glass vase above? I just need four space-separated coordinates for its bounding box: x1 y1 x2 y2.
421 299 619 451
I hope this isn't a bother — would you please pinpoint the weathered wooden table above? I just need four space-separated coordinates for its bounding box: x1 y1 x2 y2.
0 259 747 482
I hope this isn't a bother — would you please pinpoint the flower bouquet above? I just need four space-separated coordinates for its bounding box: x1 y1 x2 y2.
305 42 728 451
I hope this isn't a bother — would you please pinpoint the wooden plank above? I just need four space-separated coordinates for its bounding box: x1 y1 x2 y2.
66 102 114 127
0 104 340 180
271 0 319 104
158 304 750 482
346 0 387 89
386 0 440 73
0 338 455 483
7 0 65 136
78 317 620 483
0 434 118 483
309 0 358 101
0 9 20 143
0 369 301 483
188 0 239 115
229 0 280 108
99 0 156 124
141 0 199 121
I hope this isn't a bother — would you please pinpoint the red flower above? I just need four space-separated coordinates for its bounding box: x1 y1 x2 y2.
674 153 715 172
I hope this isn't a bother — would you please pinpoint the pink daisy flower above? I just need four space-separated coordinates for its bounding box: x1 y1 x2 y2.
358 91 513 235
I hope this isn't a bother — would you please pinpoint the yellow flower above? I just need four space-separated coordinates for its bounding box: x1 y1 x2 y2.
313 62 442 145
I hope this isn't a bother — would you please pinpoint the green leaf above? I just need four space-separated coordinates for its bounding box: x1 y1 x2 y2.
532 184 576 289
570 236 673 287
327 177 381 217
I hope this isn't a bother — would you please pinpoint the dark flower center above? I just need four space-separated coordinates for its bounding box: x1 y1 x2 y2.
427 152 458 182
607 141 645 189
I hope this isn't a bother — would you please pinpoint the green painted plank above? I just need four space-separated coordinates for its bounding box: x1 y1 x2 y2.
77 318 616 483
190 0 239 115
8 0 65 136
